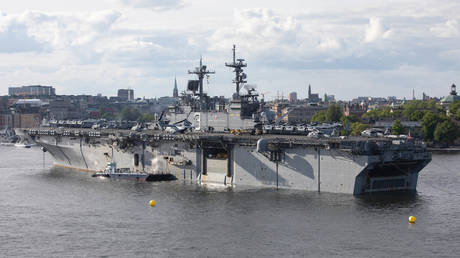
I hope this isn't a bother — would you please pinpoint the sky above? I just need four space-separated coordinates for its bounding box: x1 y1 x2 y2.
0 0 459 100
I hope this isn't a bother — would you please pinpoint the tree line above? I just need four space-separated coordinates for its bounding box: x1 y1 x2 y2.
311 101 460 145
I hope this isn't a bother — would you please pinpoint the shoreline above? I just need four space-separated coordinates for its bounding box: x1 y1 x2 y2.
427 147 460 154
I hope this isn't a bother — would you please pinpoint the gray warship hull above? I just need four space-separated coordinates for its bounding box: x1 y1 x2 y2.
17 128 431 195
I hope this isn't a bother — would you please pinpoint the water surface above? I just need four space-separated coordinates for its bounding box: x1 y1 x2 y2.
1 146 459 257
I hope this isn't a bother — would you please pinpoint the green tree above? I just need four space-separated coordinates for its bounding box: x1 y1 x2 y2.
119 107 141 121
312 110 327 123
341 115 358 127
312 104 343 123
449 101 460 120
434 120 459 144
101 112 115 120
350 122 369 136
404 100 437 110
402 106 415 120
402 100 439 120
409 110 426 121
392 110 403 118
325 103 343 122
421 111 438 141
362 107 396 120
340 115 359 135
392 119 405 135
362 109 380 119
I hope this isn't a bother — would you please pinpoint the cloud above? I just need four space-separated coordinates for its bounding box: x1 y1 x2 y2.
104 36 185 67
364 17 392 42
317 38 341 51
0 11 46 52
205 7 460 76
209 8 301 52
119 0 183 11
0 10 121 53
2 1 460 99
430 19 459 37
0 8 202 97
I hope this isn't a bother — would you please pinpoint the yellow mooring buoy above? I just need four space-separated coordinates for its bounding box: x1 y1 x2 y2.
409 216 416 223
149 200 156 207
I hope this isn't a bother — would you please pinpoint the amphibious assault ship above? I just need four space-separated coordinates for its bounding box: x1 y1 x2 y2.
16 46 432 195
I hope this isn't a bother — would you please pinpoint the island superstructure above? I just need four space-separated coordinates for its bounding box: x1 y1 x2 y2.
167 45 263 132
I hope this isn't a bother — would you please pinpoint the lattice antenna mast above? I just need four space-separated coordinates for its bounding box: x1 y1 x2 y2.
188 57 215 99
225 45 247 98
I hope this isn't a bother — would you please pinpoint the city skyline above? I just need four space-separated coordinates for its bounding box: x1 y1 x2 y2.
1 0 459 99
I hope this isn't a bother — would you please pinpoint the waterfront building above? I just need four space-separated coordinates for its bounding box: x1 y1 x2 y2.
0 96 12 128
0 114 12 129
12 113 42 128
270 102 289 121
307 85 320 103
327 94 335 102
48 99 80 120
281 105 327 123
8 85 55 97
288 92 297 103
117 89 134 101
441 84 460 108
344 103 367 119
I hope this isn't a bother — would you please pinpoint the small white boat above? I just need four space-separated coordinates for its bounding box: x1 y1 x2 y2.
0 142 15 146
92 162 177 182
92 162 150 180
14 143 31 148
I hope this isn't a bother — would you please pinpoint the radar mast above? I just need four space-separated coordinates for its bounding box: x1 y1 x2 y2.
225 45 247 98
188 57 215 110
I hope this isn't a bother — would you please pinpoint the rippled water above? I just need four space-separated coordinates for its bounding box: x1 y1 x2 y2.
1 146 459 257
